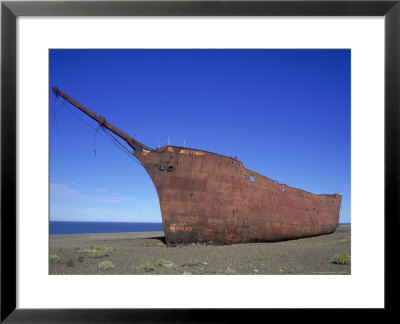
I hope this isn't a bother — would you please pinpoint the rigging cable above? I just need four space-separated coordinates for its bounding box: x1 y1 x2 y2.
93 124 101 157
100 126 144 167
53 96 144 167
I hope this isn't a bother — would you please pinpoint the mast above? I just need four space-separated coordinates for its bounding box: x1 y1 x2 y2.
52 87 151 152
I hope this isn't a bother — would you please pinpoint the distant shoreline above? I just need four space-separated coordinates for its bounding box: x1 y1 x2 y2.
49 225 351 237
49 221 350 235
49 221 163 235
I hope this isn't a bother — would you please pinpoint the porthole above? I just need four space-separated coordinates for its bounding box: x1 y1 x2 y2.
167 165 175 172
159 164 165 171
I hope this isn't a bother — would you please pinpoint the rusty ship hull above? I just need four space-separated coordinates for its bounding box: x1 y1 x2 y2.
137 145 341 245
52 87 342 246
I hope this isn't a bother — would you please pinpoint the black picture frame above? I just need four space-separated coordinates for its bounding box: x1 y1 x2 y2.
1 0 398 322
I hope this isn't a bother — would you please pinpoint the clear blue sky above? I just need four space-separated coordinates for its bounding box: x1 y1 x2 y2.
49 49 351 223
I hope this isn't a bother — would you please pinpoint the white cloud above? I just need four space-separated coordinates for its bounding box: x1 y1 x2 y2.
89 187 109 192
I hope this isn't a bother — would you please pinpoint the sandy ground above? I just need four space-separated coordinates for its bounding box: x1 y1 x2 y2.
49 225 351 275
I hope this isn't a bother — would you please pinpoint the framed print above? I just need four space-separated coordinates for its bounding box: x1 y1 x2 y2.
1 0 399 321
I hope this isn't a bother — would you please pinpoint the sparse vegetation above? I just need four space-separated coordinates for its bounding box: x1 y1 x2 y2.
98 261 116 271
49 224 351 275
92 250 109 259
138 262 154 272
77 248 95 253
49 255 61 264
331 254 351 265
90 246 114 259
77 245 114 259
158 259 174 268
225 268 237 275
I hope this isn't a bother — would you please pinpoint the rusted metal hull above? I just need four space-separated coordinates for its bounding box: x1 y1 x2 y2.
136 146 342 246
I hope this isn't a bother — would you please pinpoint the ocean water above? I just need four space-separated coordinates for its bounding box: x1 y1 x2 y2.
50 221 163 235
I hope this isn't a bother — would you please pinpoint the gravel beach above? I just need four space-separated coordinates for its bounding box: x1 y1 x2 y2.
49 225 351 275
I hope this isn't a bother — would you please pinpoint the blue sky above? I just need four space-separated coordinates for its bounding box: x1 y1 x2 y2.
49 49 351 223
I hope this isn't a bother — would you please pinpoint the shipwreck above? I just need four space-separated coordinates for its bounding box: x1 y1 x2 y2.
52 87 342 246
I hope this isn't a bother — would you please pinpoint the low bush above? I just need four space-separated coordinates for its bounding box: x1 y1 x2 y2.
158 259 174 268
98 261 116 271
49 255 61 264
225 268 237 275
331 254 351 265
92 245 113 259
138 262 154 272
